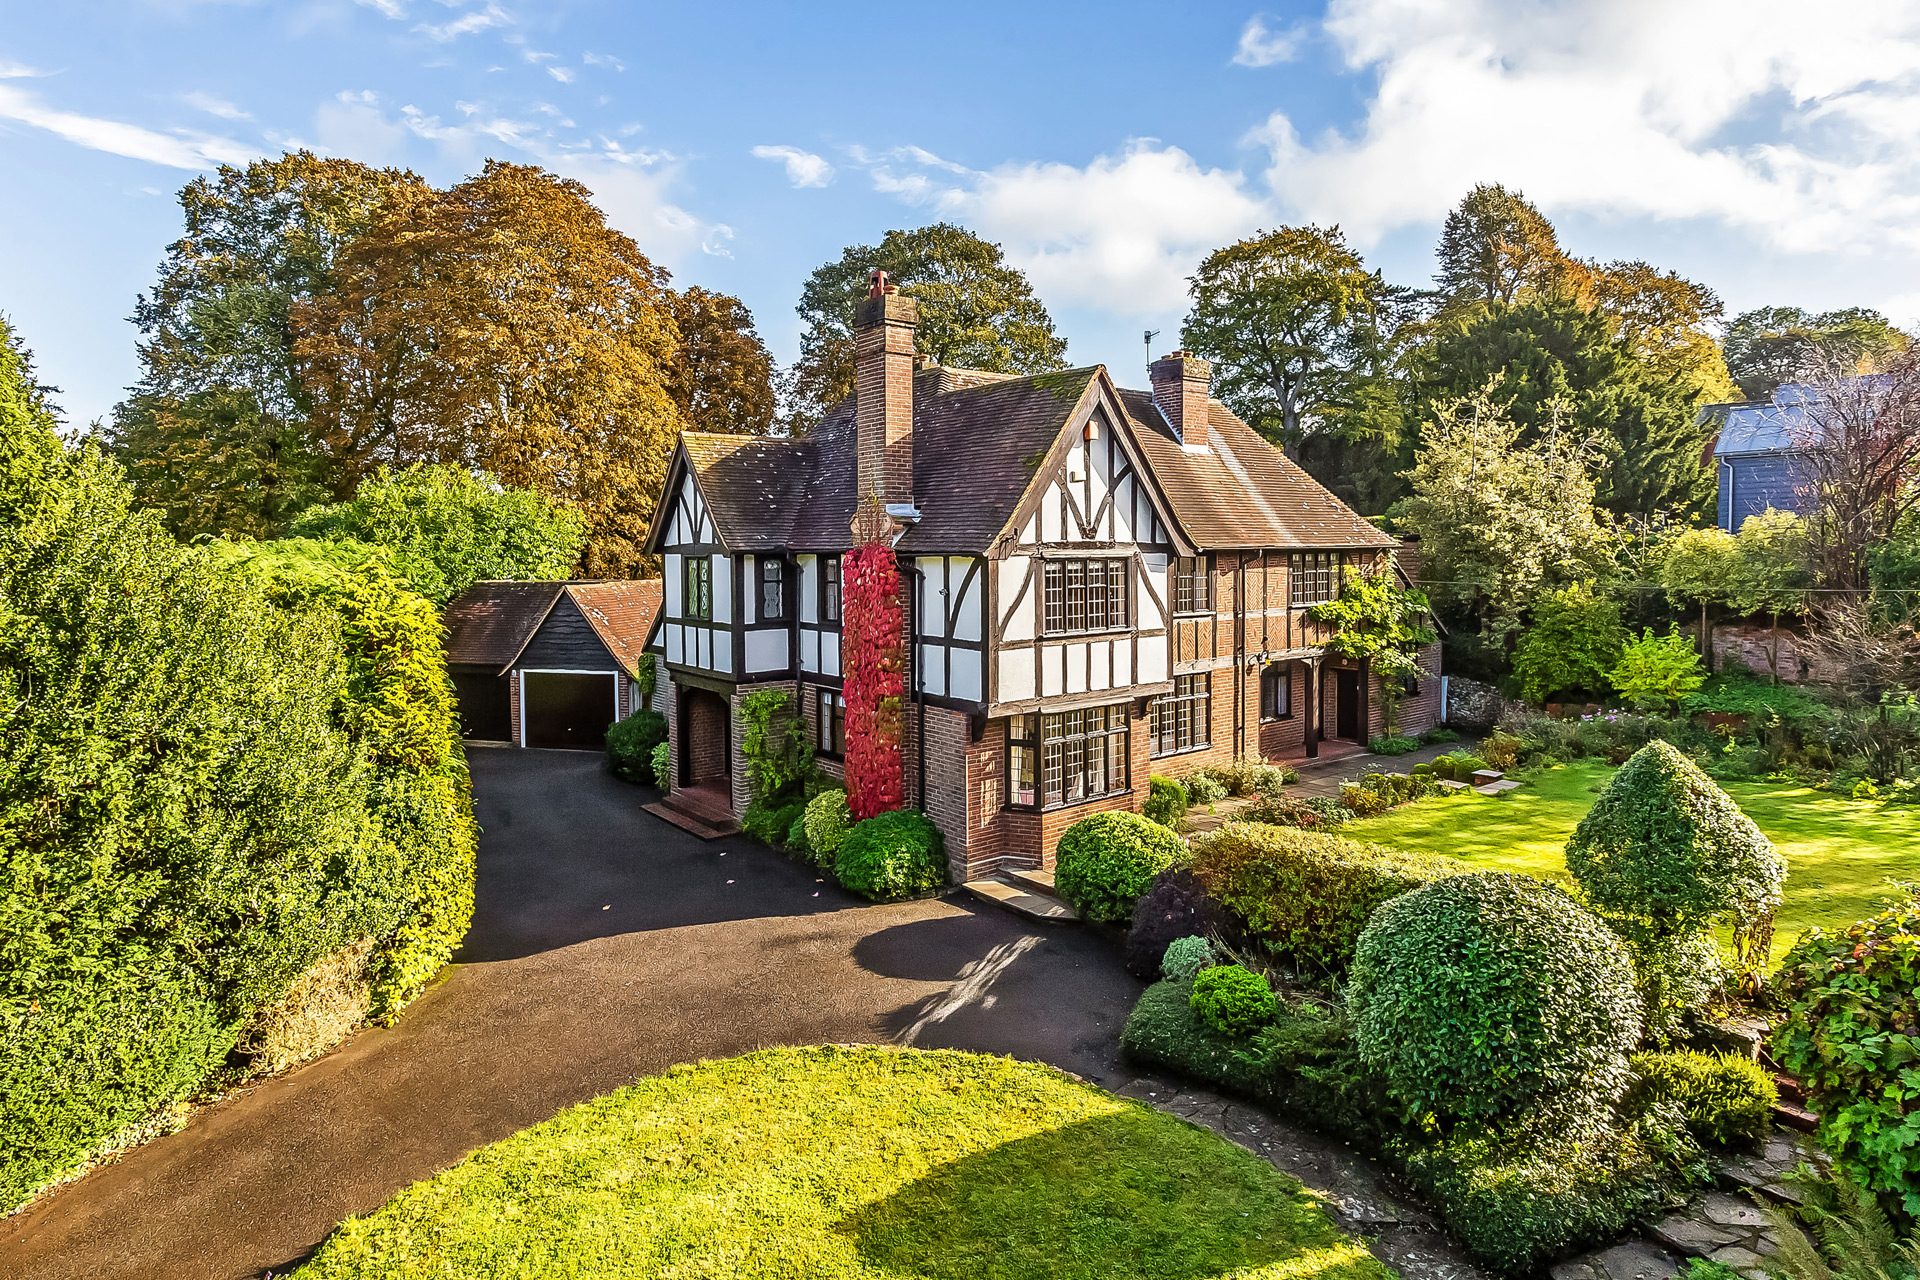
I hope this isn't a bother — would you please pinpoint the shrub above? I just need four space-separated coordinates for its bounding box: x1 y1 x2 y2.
1143 775 1188 828
1188 822 1469 972
785 813 812 859
1511 583 1627 705
1369 735 1420 755
1185 773 1227 805
1348 873 1642 1124
1246 794 1357 830
1755 1167 1920 1280
738 688 810 803
1610 626 1706 712
1627 932 1730 1048
650 740 671 791
1161 935 1215 982
1209 758 1296 796
1119 978 1258 1093
1125 865 1238 979
834 809 946 901
1565 740 1785 948
1629 1051 1777 1149
1339 783 1392 817
606 709 668 784
1431 751 1491 782
1479 730 1524 771
1053 812 1184 925
1190 964 1277 1037
742 798 807 848
1420 726 1461 745
1771 889 1920 1216
1398 1120 1691 1275
0 328 474 1214
803 788 850 868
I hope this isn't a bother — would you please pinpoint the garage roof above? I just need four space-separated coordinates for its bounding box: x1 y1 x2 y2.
443 579 662 677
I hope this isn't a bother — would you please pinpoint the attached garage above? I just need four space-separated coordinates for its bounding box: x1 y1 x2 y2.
443 579 664 751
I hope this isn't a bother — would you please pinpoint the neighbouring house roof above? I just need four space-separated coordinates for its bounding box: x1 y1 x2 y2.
1709 377 1893 458
567 580 662 679
1118 390 1397 551
667 363 1391 558
442 579 662 676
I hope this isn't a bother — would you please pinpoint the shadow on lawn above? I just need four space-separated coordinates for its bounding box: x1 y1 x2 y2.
834 1111 1354 1280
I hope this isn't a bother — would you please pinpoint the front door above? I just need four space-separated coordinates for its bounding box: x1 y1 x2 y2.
1335 668 1362 741
678 687 732 788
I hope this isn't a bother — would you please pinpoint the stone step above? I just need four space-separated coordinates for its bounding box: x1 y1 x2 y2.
961 877 1078 923
1001 867 1062 900
642 799 739 840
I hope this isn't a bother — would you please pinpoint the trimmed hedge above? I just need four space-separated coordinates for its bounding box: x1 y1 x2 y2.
1054 811 1184 925
1187 822 1469 971
1629 1050 1777 1149
606 709 667 784
1565 740 1784 946
0 341 474 1215
834 809 946 901
1348 873 1642 1125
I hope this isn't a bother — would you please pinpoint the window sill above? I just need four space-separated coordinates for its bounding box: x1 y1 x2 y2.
1259 714 1293 724
1040 788 1133 812
1040 626 1133 640
1148 743 1213 759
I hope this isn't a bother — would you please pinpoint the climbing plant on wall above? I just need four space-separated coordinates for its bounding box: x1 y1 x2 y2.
843 536 905 820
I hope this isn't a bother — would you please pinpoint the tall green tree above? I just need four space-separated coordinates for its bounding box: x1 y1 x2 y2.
1419 295 1713 516
107 152 428 537
788 223 1067 422
1398 383 1617 641
1435 183 1569 309
665 286 777 436
1722 306 1912 402
287 465 588 605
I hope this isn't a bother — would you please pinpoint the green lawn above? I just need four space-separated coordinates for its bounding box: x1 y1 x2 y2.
1348 759 1920 959
293 1045 1388 1280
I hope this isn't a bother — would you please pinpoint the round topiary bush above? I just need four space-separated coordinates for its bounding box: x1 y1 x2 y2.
1565 740 1785 946
1143 775 1188 829
803 788 850 870
1347 872 1642 1124
1054 811 1185 925
1161 935 1214 983
1190 964 1277 1037
834 809 946 902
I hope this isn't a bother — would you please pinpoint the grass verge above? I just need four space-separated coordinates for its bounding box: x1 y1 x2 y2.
293 1044 1389 1280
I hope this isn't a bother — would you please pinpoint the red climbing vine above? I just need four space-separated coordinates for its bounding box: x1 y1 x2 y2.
842 538 905 820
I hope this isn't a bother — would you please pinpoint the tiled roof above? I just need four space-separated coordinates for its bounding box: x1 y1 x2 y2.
689 366 1098 555
1119 390 1397 550
673 363 1389 557
441 580 566 671
567 580 662 678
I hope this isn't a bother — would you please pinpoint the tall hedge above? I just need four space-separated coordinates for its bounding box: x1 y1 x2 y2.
0 323 474 1211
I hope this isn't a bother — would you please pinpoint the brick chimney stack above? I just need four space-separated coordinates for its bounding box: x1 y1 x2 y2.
854 269 919 508
1149 350 1211 444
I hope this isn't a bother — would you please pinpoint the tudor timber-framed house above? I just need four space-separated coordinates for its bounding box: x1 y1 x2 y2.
643 280 1441 881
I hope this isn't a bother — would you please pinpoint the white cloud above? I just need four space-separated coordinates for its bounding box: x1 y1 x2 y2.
1251 0 1920 260
416 2 508 41
855 140 1269 313
547 65 575 83
1233 15 1305 67
316 89 410 163
554 152 736 260
0 81 255 168
582 52 625 71
355 0 406 17
751 143 833 188
183 90 250 121
0 60 56 79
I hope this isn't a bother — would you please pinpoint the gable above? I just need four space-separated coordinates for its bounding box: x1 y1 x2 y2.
517 594 621 672
443 580 567 672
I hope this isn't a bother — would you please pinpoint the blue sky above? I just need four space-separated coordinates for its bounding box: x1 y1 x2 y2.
7 0 1920 429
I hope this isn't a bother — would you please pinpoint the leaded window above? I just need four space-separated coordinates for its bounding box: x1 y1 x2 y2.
823 556 842 623
1172 556 1211 614
760 558 785 620
1042 558 1128 634
1007 714 1037 807
819 689 845 757
1290 552 1337 606
1039 704 1130 806
683 555 712 620
1150 673 1212 756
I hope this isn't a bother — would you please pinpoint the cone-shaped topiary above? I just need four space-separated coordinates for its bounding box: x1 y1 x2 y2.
1348 872 1642 1124
1565 739 1784 945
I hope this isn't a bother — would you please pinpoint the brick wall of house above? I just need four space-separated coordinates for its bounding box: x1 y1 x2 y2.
685 686 730 788
919 705 973 879
727 680 798 816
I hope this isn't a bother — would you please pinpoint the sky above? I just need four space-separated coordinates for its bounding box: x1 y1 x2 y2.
7 0 1920 430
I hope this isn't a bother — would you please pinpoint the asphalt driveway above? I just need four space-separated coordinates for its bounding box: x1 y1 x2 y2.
1 748 1143 1280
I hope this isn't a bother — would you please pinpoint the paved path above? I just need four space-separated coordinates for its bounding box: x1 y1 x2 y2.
0 749 1142 1280
1186 739 1482 831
